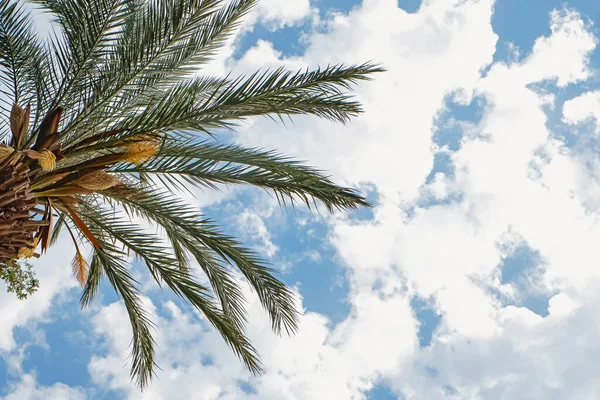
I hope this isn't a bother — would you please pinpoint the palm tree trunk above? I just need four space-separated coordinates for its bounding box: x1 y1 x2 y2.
0 152 38 263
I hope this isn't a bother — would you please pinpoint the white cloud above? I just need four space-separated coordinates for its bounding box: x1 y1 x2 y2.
88 283 418 399
201 1 600 398
251 0 312 28
0 374 85 400
517 8 596 87
563 90 600 132
398 297 600 399
237 209 279 258
328 4 600 399
0 237 78 352
0 239 85 399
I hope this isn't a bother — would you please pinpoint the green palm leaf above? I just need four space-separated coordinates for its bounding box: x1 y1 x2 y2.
116 139 369 211
77 201 263 385
0 0 49 133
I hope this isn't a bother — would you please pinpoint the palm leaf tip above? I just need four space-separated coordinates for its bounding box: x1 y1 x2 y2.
72 250 89 287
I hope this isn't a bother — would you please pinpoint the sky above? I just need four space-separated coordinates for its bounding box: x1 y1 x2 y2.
2 0 600 399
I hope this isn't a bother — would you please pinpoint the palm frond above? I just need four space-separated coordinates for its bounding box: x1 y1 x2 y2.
77 200 263 378
112 188 254 333
0 0 48 116
57 196 155 387
29 0 138 119
117 139 370 211
103 187 300 335
49 212 65 245
91 244 156 388
60 0 256 139
110 63 382 136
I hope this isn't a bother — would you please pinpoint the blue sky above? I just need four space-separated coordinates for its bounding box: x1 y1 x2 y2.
3 0 600 399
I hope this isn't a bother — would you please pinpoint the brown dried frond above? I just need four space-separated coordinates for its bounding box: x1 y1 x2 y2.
0 145 14 162
72 250 89 286
17 238 39 260
73 170 121 190
10 104 30 149
34 107 62 150
52 145 66 162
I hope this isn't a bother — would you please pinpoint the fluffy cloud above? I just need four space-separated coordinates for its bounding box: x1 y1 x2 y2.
0 373 85 400
0 238 83 399
563 90 600 132
396 292 600 399
237 208 279 258
88 285 417 399
0 238 78 351
250 0 312 28
331 4 600 399
235 1 600 398
516 9 596 87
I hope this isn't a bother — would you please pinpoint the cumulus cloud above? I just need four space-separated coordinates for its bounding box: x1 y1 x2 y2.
250 0 313 28
230 1 600 398
237 209 279 258
88 284 417 399
0 373 86 400
330 4 600 399
399 296 600 399
0 237 78 351
517 8 596 87
0 238 83 399
563 90 600 132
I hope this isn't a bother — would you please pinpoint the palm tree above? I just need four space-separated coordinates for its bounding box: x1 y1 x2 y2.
0 0 380 388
